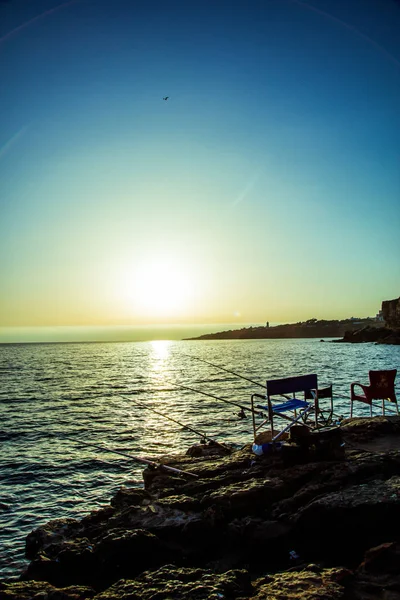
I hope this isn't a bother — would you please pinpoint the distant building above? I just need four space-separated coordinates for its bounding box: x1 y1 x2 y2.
375 310 384 322
265 321 269 328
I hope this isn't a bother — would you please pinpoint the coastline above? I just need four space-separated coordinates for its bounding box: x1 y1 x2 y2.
2 417 400 599
185 318 382 341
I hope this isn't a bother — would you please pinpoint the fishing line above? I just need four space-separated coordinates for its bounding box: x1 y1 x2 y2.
182 353 266 389
115 393 231 452
181 355 342 414
169 380 264 416
51 433 199 478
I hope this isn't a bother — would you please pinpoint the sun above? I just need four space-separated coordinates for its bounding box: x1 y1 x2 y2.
117 257 196 319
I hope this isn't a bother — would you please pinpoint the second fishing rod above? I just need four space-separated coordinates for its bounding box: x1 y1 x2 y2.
111 391 232 453
183 353 344 421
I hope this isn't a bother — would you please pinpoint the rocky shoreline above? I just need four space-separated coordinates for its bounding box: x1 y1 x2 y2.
333 326 400 345
2 417 400 599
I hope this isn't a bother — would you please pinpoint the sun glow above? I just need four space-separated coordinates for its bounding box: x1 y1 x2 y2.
117 256 198 319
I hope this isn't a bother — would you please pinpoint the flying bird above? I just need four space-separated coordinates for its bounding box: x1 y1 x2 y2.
163 96 169 101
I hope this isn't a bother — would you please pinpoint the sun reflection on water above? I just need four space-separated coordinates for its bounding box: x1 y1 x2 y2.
141 340 180 448
150 340 172 361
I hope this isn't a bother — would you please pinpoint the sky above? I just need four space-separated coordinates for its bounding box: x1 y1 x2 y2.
0 0 399 342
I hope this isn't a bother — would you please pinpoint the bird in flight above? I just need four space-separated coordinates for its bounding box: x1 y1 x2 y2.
163 96 169 101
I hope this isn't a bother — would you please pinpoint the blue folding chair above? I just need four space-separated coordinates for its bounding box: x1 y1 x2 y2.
251 374 319 443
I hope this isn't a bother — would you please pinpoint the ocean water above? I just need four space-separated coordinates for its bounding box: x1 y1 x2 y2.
1 338 399 579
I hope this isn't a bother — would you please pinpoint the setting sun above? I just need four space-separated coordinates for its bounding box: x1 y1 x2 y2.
117 257 198 319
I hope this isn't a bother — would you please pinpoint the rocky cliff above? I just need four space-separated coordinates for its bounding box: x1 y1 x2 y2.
382 297 400 329
2 417 400 600
334 296 400 344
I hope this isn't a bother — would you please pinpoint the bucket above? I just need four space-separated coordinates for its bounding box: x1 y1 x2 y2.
254 430 289 445
252 430 288 456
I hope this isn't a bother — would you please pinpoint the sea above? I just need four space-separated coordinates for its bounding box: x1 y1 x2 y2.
1 338 399 579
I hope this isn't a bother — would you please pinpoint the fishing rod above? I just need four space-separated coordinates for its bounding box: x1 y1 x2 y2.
54 433 199 478
115 392 231 452
182 355 316 403
111 380 262 417
163 380 264 416
183 353 266 389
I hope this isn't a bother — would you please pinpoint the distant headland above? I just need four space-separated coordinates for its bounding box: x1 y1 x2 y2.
185 297 400 344
184 317 379 340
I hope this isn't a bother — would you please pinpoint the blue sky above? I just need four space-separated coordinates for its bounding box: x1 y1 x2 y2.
0 0 399 341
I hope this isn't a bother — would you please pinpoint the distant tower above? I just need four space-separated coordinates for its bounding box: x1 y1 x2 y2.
266 321 269 328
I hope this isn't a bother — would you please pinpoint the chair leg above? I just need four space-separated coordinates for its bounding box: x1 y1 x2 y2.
350 400 353 418
382 399 385 416
370 403 372 417
251 396 256 440
396 402 399 415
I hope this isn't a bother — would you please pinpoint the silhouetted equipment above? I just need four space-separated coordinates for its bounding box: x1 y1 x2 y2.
350 369 398 417
305 383 334 425
115 392 230 452
251 374 319 443
54 434 199 478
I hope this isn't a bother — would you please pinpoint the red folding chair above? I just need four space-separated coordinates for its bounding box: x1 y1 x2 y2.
350 369 398 417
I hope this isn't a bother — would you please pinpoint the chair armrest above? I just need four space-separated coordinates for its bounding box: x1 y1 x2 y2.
350 381 370 399
251 393 267 415
251 393 266 400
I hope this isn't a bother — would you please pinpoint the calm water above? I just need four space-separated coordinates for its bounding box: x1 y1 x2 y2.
1 338 399 579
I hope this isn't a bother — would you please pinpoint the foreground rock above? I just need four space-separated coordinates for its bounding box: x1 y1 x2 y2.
1 417 400 599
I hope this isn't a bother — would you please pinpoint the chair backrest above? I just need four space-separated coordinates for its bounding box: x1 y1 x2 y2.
267 374 318 398
368 369 397 400
305 384 332 400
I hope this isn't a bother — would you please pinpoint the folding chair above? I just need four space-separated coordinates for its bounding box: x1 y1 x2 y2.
251 374 318 443
350 369 398 417
305 384 334 426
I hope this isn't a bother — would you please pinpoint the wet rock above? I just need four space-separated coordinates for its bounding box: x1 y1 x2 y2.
156 494 201 512
110 487 152 510
200 477 286 517
358 542 399 575
0 581 95 600
21 538 98 589
25 519 81 561
20 555 64 587
334 326 400 345
378 332 400 345
341 416 400 439
251 567 349 599
94 565 252 600
292 476 400 564
106 502 204 537
227 517 290 569
186 442 231 458
351 542 400 600
93 529 165 585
